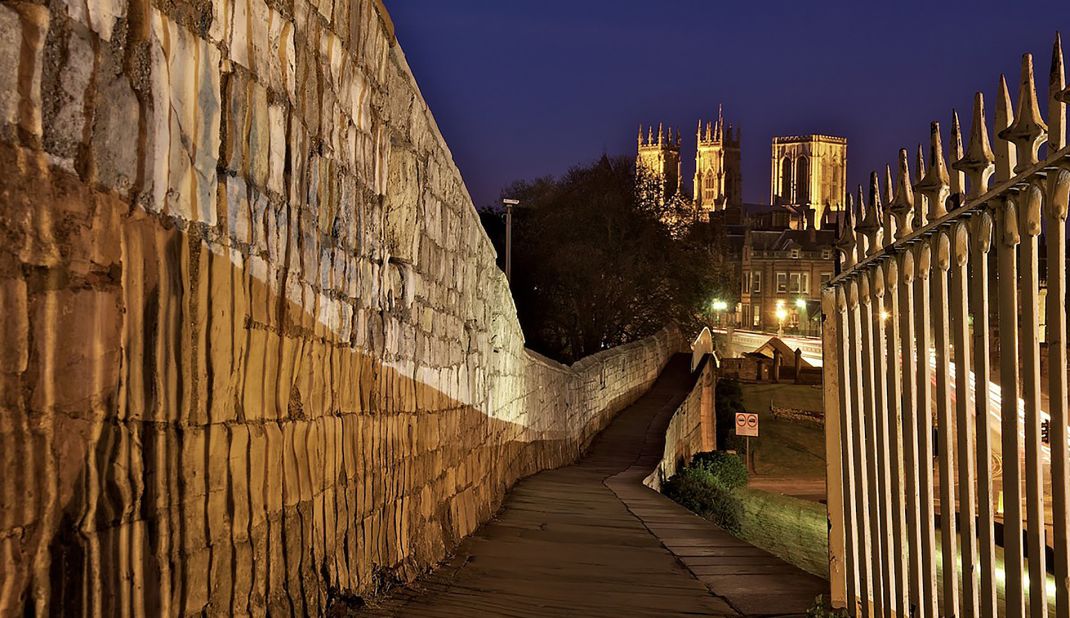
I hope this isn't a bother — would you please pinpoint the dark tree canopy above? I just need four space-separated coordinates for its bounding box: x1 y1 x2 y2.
481 155 734 363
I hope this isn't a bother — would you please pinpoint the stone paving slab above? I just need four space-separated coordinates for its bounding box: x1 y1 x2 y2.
358 355 827 617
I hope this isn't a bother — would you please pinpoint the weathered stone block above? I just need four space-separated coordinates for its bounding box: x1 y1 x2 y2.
150 9 221 223
0 5 48 138
0 6 21 130
91 69 140 195
61 0 125 42
29 288 121 414
0 279 28 373
44 24 94 161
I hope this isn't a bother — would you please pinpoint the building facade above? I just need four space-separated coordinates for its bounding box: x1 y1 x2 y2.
769 134 847 229
636 123 682 204
693 106 742 215
739 228 836 336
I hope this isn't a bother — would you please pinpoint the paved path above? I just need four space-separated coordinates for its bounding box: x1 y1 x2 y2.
359 355 827 617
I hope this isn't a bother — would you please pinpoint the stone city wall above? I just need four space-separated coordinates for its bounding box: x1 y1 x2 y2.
642 357 716 492
0 0 683 613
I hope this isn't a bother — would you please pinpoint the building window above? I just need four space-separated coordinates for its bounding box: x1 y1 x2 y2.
791 248 800 259
796 157 810 203
753 309 760 327
822 249 832 260
780 157 792 202
752 272 761 293
801 273 810 294
820 272 832 287
777 272 788 294
788 273 801 293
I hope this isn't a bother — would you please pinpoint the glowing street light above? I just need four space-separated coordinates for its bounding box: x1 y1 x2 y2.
711 299 730 326
795 298 806 309
775 304 788 336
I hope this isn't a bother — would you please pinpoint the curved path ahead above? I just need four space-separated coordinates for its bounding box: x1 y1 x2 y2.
359 355 827 617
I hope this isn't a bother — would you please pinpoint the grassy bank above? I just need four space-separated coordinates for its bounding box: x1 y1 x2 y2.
736 487 829 579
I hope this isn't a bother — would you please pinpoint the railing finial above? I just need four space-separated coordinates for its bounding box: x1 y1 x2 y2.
857 180 882 257
889 149 915 240
836 194 858 268
949 110 966 209
883 165 897 245
995 74 1018 181
916 122 950 221
1050 32 1066 150
953 92 995 201
913 144 927 229
998 54 1048 172
884 164 895 206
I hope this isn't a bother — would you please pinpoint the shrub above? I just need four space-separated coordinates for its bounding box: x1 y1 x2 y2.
690 451 748 490
662 467 743 532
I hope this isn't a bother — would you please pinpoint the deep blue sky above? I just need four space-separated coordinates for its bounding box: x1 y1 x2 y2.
388 1 1068 209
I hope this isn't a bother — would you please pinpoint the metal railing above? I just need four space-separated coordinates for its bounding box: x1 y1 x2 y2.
822 35 1070 618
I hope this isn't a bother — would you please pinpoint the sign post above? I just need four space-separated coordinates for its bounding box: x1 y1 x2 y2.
735 412 759 472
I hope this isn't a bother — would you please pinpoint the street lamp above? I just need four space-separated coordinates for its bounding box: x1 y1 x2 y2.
775 300 788 336
711 299 729 327
503 198 519 282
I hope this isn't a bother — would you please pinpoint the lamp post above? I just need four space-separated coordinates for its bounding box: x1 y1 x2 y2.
711 299 728 327
503 198 519 282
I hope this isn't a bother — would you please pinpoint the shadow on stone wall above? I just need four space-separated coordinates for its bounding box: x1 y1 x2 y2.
0 142 678 614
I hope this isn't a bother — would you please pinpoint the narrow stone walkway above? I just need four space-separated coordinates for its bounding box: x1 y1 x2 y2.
359 355 826 617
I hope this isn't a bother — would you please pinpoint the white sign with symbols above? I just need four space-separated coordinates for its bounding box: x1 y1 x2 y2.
736 412 759 437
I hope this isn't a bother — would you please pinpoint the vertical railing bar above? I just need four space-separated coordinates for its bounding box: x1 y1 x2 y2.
997 197 1027 618
932 231 961 616
835 286 862 615
871 265 897 618
970 211 999 618
850 278 877 617
899 250 927 616
860 272 889 616
1045 168 1070 618
824 285 849 611
951 221 981 617
1019 183 1049 618
883 260 910 617
915 242 941 618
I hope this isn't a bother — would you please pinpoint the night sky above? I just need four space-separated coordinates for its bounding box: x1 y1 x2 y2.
387 1 1069 209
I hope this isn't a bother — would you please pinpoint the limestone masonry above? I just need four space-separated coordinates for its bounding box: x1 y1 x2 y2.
0 0 684 613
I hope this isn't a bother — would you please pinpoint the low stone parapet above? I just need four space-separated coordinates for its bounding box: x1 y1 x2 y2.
643 355 717 492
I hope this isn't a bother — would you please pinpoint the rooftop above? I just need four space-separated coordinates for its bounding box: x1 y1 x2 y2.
771 134 848 145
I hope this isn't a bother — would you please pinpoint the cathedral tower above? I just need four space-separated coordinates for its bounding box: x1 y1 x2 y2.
770 134 847 229
636 123 682 205
693 105 742 214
